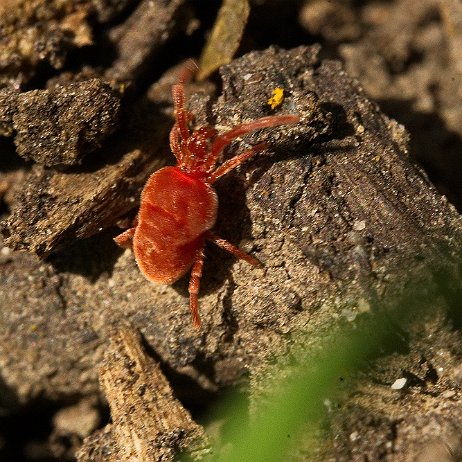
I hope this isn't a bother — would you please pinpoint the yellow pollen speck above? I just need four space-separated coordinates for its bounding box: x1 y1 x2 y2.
267 87 284 109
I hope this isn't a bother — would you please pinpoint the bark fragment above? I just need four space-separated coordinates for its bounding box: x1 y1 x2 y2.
7 79 121 167
77 327 209 462
105 0 188 83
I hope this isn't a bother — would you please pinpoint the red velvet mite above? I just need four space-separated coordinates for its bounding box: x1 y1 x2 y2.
114 61 299 328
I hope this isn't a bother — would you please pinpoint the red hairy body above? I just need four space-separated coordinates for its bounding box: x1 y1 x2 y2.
114 60 299 328
134 166 218 284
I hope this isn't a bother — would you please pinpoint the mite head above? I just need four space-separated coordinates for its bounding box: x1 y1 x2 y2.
181 126 218 174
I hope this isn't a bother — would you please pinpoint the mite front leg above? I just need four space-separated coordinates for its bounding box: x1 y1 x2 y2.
169 122 183 163
172 83 190 144
189 246 206 328
172 59 198 145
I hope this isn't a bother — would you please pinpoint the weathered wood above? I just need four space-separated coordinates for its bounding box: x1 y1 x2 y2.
105 0 188 83
77 327 209 462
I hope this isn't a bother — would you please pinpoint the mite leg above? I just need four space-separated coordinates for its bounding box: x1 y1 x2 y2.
205 114 300 172
114 215 138 249
169 122 182 162
178 58 198 85
189 246 206 328
206 231 262 267
114 227 135 249
172 60 198 145
208 142 268 183
172 84 190 144
170 111 197 164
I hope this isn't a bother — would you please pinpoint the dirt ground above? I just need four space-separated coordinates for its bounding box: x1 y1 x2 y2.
1 0 462 461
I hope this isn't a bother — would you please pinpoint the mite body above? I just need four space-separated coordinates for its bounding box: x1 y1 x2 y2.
115 62 299 328
133 166 218 285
